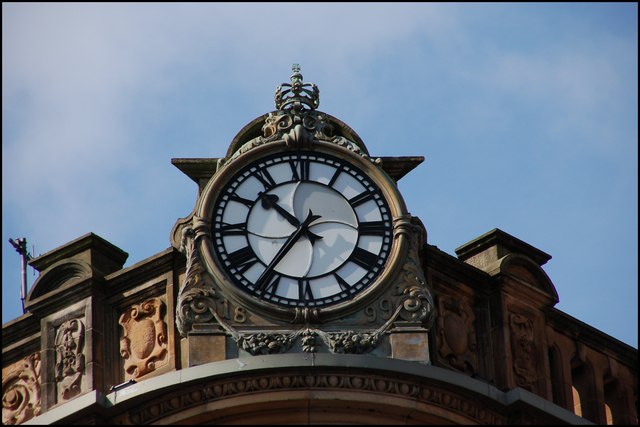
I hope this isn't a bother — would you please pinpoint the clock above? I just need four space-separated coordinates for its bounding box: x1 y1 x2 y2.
205 147 396 310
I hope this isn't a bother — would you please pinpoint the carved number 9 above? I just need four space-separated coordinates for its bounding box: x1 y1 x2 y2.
365 306 376 322
366 299 393 323
379 299 392 320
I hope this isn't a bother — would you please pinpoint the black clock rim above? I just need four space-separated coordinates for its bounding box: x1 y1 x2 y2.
210 150 393 308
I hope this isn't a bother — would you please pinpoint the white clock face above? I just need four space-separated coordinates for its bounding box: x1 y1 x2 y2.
211 151 393 308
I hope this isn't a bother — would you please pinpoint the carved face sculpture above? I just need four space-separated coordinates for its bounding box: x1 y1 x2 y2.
210 150 393 308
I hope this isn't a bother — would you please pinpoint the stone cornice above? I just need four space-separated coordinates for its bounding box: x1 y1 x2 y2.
172 156 424 187
424 244 494 294
26 353 589 425
546 308 638 367
105 247 181 290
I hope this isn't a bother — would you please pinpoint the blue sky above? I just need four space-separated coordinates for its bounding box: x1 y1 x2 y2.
3 3 637 348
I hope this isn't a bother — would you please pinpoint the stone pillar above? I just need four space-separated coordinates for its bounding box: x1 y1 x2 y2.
389 321 430 363
187 324 227 367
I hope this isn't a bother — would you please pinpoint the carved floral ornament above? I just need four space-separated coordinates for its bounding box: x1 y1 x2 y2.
119 298 168 380
2 353 41 425
175 213 435 357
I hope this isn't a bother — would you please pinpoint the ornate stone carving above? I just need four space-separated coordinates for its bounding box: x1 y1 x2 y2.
236 332 295 356
509 312 536 390
227 65 369 162
436 295 478 375
119 298 168 380
119 370 505 425
274 64 319 111
292 307 320 324
299 328 318 353
176 223 217 337
393 216 435 328
54 318 85 401
321 330 380 354
2 352 41 425
191 214 435 357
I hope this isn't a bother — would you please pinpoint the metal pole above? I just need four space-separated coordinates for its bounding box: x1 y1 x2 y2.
20 246 28 313
9 238 31 314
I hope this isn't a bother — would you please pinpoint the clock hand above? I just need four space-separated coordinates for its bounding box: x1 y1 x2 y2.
259 192 300 227
255 211 322 291
258 191 322 242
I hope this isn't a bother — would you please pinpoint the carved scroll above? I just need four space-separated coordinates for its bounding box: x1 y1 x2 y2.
436 295 478 375
509 312 537 390
119 298 168 380
2 353 41 425
54 318 85 402
176 223 218 337
394 216 435 328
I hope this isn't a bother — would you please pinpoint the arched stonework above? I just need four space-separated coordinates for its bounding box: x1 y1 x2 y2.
1 352 41 425
119 298 168 380
26 260 93 303
498 254 559 305
109 360 506 425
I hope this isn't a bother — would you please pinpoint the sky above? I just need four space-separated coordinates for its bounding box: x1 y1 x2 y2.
2 3 637 348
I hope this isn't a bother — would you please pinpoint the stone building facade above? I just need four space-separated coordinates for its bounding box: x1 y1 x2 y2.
2 68 637 425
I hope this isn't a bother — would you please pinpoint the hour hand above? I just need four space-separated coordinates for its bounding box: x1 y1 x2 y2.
259 192 300 227
258 192 323 243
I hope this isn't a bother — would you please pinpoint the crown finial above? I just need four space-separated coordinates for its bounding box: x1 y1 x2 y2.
275 64 319 111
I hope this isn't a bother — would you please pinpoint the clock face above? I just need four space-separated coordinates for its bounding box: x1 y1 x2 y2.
211 150 393 308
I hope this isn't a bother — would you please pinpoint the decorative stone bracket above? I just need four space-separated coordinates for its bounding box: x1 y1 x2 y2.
176 219 217 338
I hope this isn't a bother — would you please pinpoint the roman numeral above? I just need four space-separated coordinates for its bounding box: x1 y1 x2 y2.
349 190 375 207
359 221 388 236
219 222 247 236
334 273 351 291
254 165 276 190
328 167 342 188
227 246 260 273
349 247 379 270
229 194 254 208
299 279 313 301
289 156 310 181
256 271 281 295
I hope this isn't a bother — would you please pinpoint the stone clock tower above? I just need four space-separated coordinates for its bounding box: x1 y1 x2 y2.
171 65 435 363
3 67 636 425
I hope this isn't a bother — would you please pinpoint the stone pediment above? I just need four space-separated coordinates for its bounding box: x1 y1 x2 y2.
26 259 94 302
490 252 559 305
25 233 128 313
455 228 558 306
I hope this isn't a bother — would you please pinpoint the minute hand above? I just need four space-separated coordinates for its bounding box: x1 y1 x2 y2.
255 211 321 291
